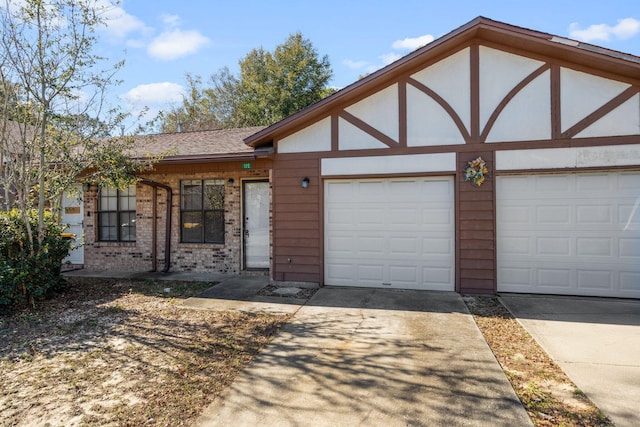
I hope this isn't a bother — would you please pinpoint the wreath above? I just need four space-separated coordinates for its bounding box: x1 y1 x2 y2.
464 156 489 187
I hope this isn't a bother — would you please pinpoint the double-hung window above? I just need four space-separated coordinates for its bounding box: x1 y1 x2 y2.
181 179 225 243
98 185 136 242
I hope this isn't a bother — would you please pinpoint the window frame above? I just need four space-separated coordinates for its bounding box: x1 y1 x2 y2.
97 185 137 242
180 179 225 244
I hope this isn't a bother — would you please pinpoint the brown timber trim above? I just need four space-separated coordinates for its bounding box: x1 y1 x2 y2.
491 150 498 288
398 79 408 147
454 170 461 292
560 86 640 139
318 158 325 286
480 64 551 142
321 171 456 180
470 43 480 143
338 110 398 148
407 77 472 143
331 114 339 151
551 64 562 139
495 164 640 176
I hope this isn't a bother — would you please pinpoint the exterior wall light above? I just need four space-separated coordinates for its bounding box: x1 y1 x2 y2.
227 178 235 186
301 177 310 188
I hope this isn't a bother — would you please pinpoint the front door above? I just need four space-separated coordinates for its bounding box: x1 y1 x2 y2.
243 181 270 269
61 185 84 265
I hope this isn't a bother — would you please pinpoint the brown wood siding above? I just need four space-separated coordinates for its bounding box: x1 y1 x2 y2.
457 152 496 293
272 156 322 282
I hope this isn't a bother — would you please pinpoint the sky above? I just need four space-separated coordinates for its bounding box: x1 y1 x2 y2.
89 0 640 131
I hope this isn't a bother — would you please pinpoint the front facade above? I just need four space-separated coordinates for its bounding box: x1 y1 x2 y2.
74 17 640 299
76 127 273 276
246 17 640 299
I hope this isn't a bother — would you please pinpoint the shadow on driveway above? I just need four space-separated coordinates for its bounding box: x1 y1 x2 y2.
195 287 532 426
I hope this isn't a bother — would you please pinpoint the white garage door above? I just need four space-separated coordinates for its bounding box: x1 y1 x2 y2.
497 172 640 298
324 177 455 291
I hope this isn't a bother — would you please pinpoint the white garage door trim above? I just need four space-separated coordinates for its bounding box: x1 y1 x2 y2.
324 176 455 291
497 172 640 298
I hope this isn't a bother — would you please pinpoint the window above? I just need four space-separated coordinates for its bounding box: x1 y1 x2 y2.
181 179 225 243
98 185 136 242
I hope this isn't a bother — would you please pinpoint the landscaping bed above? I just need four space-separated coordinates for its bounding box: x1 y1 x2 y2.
464 295 613 427
0 278 289 426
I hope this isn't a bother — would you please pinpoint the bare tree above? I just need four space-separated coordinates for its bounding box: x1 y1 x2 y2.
0 0 146 251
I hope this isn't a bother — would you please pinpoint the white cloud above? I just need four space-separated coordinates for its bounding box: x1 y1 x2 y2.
569 17 640 42
161 14 181 28
147 29 209 60
391 34 435 50
121 82 185 105
95 0 150 39
380 52 402 65
343 59 369 69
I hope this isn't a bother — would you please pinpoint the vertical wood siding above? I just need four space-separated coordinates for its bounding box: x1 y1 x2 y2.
457 152 496 292
272 156 322 282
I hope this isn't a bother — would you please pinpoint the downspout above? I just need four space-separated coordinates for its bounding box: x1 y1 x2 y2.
151 187 157 271
140 179 173 273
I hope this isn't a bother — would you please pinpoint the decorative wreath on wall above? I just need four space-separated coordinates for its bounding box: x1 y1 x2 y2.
464 156 489 187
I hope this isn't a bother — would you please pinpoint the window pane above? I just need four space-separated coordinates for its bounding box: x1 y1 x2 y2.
182 211 203 243
119 212 136 242
204 180 224 210
181 180 202 210
99 212 117 241
204 210 224 243
119 185 136 211
100 187 118 211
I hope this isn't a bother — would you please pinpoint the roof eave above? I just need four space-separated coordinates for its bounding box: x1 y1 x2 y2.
133 152 257 165
244 16 640 148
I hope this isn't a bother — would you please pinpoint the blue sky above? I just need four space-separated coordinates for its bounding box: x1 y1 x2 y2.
93 0 640 130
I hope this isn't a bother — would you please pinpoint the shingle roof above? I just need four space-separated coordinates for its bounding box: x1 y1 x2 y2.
129 126 266 162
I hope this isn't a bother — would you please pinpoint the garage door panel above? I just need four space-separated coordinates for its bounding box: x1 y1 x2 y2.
497 172 640 298
537 237 570 256
621 272 640 290
325 177 454 290
620 238 640 257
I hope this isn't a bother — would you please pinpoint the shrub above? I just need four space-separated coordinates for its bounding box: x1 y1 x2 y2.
0 209 71 308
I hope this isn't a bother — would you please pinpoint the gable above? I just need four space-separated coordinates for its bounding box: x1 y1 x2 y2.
259 19 640 155
274 43 639 154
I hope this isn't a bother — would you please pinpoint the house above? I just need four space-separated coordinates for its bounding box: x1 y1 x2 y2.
70 126 272 274
74 17 640 299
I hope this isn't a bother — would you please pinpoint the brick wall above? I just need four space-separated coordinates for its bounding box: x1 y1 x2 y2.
83 163 270 274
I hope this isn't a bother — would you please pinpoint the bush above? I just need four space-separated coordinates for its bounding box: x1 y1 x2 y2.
0 209 71 308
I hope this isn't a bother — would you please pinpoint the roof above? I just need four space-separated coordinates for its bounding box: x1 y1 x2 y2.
245 16 640 148
130 126 267 163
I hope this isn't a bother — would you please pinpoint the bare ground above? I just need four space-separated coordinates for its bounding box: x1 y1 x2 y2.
464 295 613 427
1 279 618 427
0 278 289 426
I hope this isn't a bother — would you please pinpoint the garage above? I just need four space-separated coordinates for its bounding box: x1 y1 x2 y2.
497 172 640 298
324 176 455 290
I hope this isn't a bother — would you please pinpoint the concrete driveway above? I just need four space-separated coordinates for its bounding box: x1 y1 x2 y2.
500 295 640 427
195 288 531 426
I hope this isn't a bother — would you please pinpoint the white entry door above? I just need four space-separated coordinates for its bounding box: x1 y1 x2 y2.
61 185 84 265
324 177 455 291
243 181 270 269
497 172 640 298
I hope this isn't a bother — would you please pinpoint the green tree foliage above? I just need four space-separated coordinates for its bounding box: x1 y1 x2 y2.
160 32 334 132
0 209 71 308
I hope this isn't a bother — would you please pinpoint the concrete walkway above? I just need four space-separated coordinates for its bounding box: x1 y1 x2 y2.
195 288 531 426
501 295 640 427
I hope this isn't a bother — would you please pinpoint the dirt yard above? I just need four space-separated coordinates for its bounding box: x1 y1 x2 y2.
1 278 616 427
0 278 289 426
